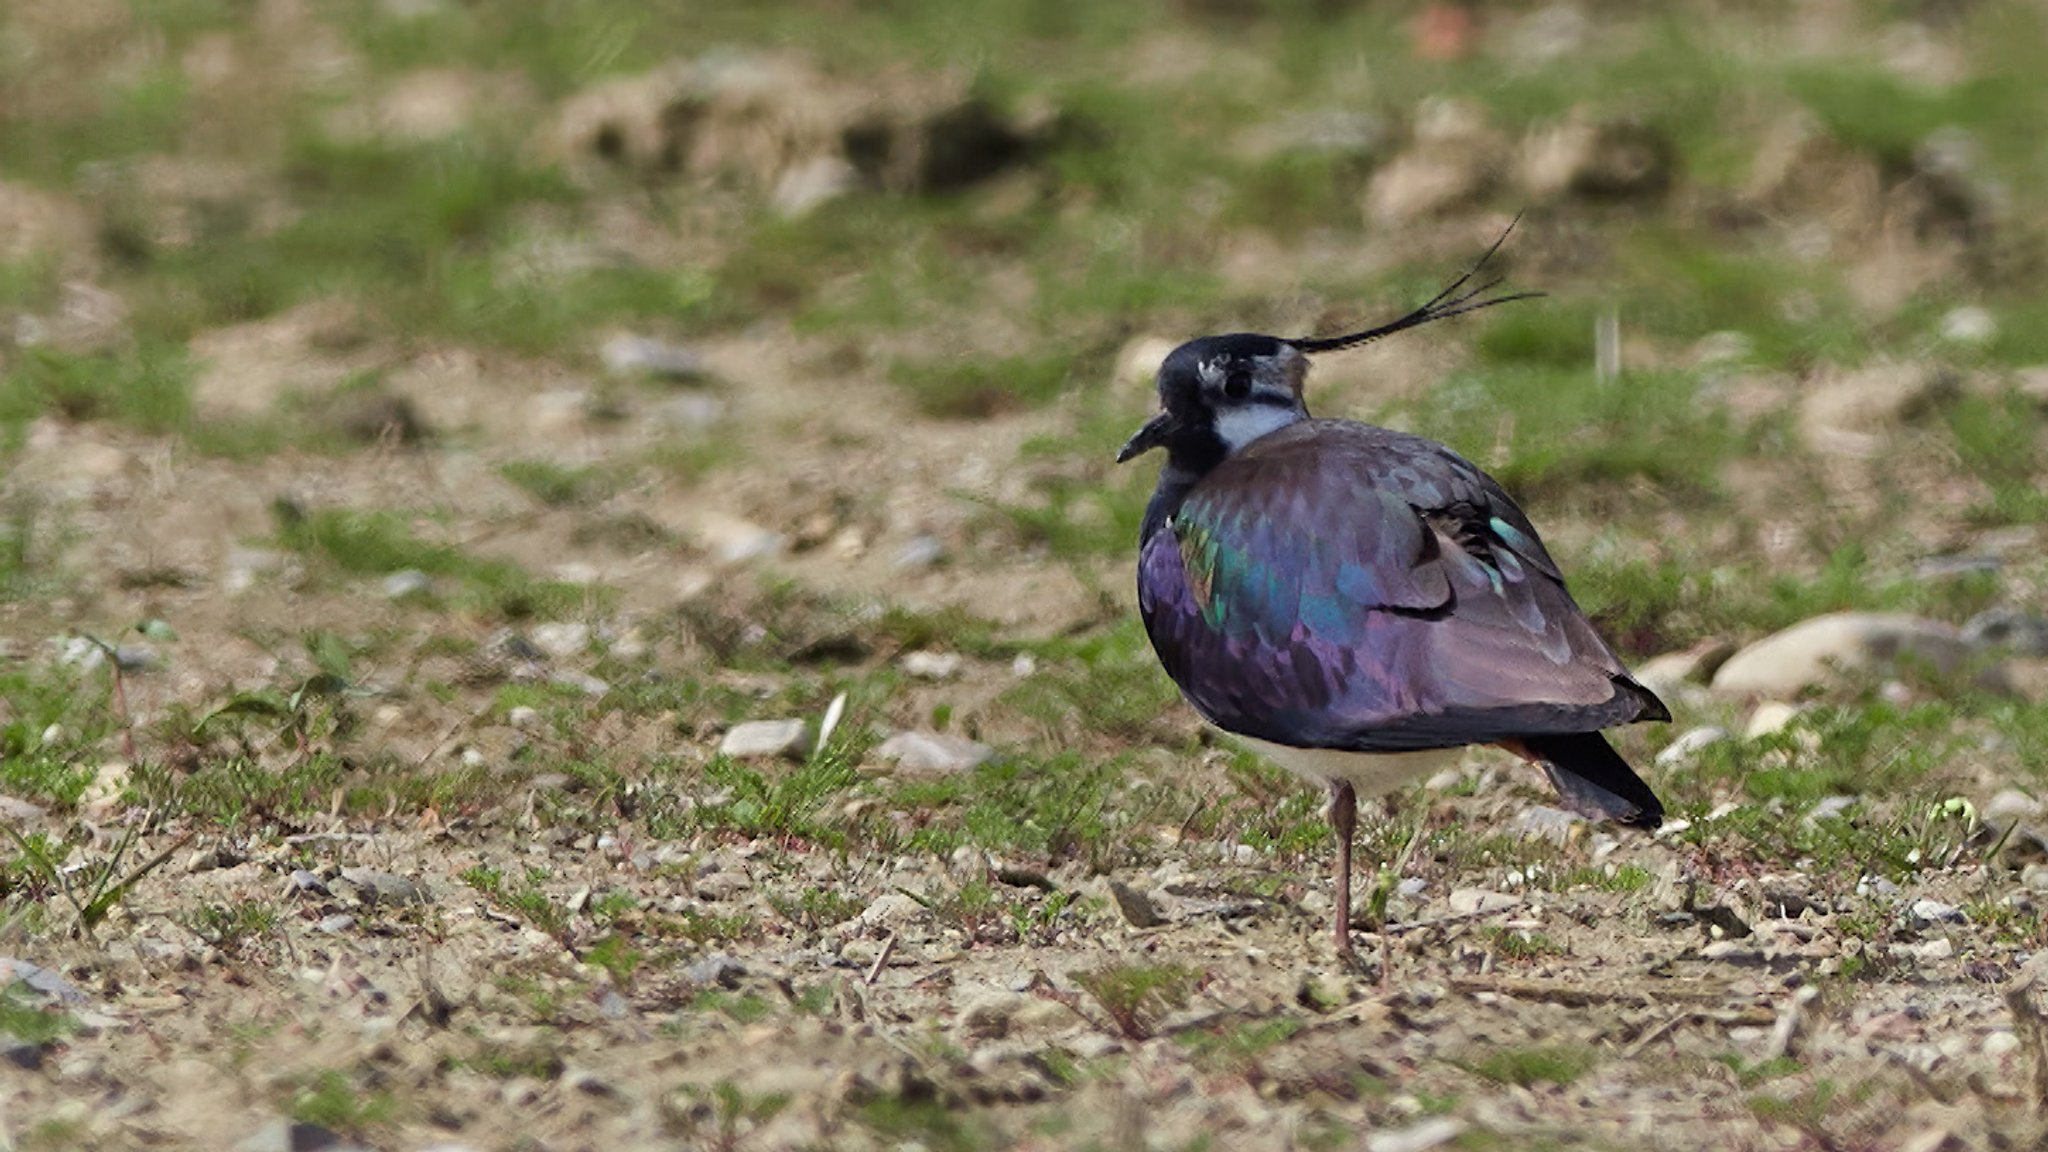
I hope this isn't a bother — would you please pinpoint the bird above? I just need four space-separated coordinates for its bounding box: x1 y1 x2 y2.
1116 221 1668 966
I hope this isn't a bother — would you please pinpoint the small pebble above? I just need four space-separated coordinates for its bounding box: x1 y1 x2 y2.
901 651 962 680
529 622 591 660
1448 888 1517 916
382 569 432 599
1656 726 1729 767
1105 879 1163 928
600 333 704 380
1908 899 1966 927
718 719 811 761
894 535 946 570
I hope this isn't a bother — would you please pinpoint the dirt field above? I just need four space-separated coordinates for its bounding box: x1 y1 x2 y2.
7 2 2048 1149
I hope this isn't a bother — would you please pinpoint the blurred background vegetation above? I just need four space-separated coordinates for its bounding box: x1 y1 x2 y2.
8 3 2048 1147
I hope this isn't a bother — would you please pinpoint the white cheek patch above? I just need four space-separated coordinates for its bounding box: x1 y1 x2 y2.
1213 404 1299 451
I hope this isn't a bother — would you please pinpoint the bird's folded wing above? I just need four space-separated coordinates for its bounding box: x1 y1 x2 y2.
1139 422 1665 752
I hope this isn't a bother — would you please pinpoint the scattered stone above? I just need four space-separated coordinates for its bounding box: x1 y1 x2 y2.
857 892 926 930
235 1118 351 1152
1797 362 1956 457
1807 795 1858 822
772 156 860 217
1939 305 1997 346
1893 937 1955 963
956 991 1032 1041
1367 1117 1466 1152
600 333 704 381
900 651 962 680
529 622 591 660
507 706 542 730
550 670 611 697
562 1067 618 1097
1105 879 1164 928
684 953 747 989
718 719 811 761
1908 899 1966 928
1699 940 1768 965
0 794 47 823
1985 1030 2022 1058
382 569 432 600
1743 702 1805 740
1984 789 2042 828
1634 639 1737 694
872 730 992 776
3 1040 44 1071
1517 111 1673 200
226 547 291 595
698 515 785 565
1059 1031 1123 1060
893 535 946 570
1964 609 2048 656
1448 889 1517 916
1512 806 1581 845
0 957 89 1006
649 394 727 432
316 914 357 935
1858 875 1903 900
1656 726 1729 768
1712 612 2000 698
184 846 229 873
334 869 430 907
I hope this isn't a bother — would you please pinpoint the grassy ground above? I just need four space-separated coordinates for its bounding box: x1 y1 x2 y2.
6 0 2048 1148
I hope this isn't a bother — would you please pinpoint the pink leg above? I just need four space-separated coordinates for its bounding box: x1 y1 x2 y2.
1330 779 1357 962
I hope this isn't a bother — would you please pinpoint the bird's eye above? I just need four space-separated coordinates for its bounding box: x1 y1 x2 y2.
1222 368 1252 399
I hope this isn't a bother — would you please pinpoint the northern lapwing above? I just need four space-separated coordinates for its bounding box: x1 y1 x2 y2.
1117 223 1668 965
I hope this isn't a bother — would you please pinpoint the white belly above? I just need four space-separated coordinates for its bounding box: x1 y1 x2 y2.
1235 735 1463 795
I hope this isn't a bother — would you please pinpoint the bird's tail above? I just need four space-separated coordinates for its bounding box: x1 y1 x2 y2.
1505 732 1663 829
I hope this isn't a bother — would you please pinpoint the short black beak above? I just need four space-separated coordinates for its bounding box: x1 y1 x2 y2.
1116 411 1174 464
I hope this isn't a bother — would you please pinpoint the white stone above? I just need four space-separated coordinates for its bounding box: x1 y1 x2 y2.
1448 889 1518 916
858 891 927 929
382 569 431 599
1657 726 1730 767
1367 1118 1467 1152
1939 305 1997 346
529 622 591 660
901 651 962 680
1744 702 1805 739
718 719 811 761
1713 612 1998 698
873 731 992 776
600 333 703 380
1909 899 1965 926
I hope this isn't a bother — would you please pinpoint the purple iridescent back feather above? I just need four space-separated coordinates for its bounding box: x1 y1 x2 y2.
1137 420 1667 753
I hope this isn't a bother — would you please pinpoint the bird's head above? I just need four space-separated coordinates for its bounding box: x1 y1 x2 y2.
1114 334 1307 470
1117 215 1539 470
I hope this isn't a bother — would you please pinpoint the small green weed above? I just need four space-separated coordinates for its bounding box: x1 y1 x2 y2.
183 899 280 956
288 1069 396 1136
1467 1044 1598 1087
1070 962 1201 1040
